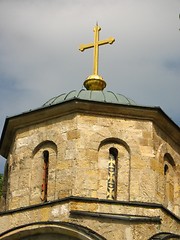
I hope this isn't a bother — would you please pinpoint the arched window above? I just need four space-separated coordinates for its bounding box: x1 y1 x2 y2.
98 138 130 201
163 153 175 210
41 150 49 202
31 141 58 205
107 147 118 200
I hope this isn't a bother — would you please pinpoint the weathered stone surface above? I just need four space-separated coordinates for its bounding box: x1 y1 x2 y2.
1 114 179 213
0 199 179 239
0 110 179 239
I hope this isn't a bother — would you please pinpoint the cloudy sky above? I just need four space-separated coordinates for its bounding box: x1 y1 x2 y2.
0 0 180 172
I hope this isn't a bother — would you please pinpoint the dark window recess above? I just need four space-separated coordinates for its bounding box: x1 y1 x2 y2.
164 164 169 175
107 147 118 200
41 150 49 202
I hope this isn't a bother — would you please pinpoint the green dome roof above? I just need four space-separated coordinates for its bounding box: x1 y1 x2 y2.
43 89 136 107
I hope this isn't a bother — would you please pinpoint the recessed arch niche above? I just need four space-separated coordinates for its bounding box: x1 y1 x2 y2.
30 140 58 204
163 153 176 211
98 138 130 201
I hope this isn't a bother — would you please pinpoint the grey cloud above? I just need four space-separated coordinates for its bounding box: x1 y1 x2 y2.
0 0 179 172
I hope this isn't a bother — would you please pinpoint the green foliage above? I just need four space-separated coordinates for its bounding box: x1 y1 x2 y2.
0 174 3 197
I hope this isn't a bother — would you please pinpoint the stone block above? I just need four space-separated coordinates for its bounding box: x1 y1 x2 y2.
67 129 80 140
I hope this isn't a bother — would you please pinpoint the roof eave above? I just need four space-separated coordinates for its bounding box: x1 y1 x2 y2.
0 99 179 159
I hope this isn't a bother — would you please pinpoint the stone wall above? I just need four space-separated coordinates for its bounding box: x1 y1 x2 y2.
0 198 179 240
2 113 180 217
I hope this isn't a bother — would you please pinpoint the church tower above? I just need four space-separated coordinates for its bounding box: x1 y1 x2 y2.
0 25 179 240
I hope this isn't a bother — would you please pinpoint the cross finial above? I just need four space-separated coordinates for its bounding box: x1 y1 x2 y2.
79 24 115 90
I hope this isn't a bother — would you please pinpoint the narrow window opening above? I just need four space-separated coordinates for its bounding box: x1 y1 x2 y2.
109 147 118 159
107 147 118 200
164 164 168 175
41 150 49 202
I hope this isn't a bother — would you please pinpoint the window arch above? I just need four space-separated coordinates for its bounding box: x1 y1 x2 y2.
30 141 57 205
32 140 57 157
163 153 176 211
156 143 179 215
41 150 49 202
164 153 175 168
0 222 106 240
149 232 180 239
98 138 130 201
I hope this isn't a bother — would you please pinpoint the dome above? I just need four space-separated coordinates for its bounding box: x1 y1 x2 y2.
43 89 136 107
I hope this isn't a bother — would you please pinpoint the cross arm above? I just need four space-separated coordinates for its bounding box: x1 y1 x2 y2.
79 43 94 52
79 37 115 52
98 37 115 46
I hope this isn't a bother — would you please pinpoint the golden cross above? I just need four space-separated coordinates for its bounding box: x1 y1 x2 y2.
79 24 115 76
